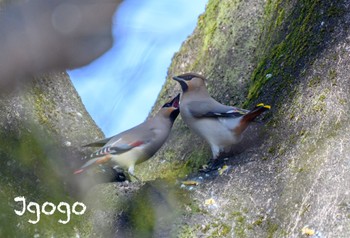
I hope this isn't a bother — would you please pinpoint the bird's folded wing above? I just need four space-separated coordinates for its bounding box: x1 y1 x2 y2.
82 137 113 147
74 140 145 174
81 122 157 163
85 141 143 160
188 100 249 118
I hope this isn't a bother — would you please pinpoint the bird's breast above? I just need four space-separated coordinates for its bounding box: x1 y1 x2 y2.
181 113 242 147
110 147 149 169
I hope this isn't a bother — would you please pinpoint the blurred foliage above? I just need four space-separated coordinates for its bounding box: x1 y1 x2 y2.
0 126 92 237
84 180 188 237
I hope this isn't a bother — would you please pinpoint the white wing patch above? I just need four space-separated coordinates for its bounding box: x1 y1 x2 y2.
111 138 122 146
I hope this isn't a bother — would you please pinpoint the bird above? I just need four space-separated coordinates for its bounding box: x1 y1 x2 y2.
173 73 270 167
74 94 181 180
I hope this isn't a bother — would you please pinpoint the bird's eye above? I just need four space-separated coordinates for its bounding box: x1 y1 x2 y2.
183 75 194 81
162 103 171 108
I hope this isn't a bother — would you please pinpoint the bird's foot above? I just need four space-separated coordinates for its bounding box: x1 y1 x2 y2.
111 166 127 182
199 159 225 173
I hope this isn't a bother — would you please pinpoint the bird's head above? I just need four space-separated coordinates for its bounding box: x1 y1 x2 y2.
159 93 180 122
172 73 206 93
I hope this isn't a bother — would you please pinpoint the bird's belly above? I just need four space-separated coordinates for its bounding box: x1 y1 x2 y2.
189 118 241 147
110 148 148 169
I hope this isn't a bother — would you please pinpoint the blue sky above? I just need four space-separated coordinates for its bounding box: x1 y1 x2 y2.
68 0 207 137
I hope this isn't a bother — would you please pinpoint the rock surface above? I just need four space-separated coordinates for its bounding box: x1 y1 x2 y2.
0 0 121 236
0 72 104 236
2 0 350 237
134 0 350 237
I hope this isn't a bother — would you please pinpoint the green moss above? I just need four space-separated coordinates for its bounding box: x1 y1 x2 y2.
327 4 346 17
195 0 220 67
32 87 58 133
152 146 210 181
245 0 343 106
275 8 285 27
267 221 279 238
318 94 326 102
0 129 88 237
221 224 231 236
329 69 337 80
338 98 347 105
312 94 326 112
308 76 321 87
230 211 248 238
178 225 197 238
252 216 264 226
209 223 232 237
129 196 156 236
267 147 276 154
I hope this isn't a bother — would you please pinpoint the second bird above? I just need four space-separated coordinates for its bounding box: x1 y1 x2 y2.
173 73 270 164
74 94 181 180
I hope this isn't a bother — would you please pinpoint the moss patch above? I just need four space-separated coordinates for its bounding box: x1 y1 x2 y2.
245 0 344 105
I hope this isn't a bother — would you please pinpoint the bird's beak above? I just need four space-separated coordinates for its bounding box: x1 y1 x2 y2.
173 76 188 92
168 93 180 121
170 93 180 109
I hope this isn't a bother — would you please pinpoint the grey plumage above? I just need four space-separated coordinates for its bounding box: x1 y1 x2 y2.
173 73 269 160
74 94 180 177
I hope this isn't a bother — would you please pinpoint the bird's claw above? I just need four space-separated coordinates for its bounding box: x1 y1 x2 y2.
199 159 224 173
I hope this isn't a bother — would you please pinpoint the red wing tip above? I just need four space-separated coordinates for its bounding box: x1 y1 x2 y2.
73 169 84 175
130 141 143 147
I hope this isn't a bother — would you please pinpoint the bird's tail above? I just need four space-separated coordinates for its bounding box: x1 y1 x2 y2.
73 154 112 174
234 103 270 135
242 103 270 123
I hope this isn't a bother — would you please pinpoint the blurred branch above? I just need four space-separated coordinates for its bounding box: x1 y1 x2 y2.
0 0 122 92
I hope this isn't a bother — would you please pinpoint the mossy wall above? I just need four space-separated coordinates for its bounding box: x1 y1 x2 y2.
0 72 104 237
1 0 350 237
137 0 266 180
135 0 350 237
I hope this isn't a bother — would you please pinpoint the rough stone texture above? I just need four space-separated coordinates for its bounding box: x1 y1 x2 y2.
136 0 267 181
84 179 186 238
2 0 350 237
0 72 104 237
0 0 119 236
133 0 350 237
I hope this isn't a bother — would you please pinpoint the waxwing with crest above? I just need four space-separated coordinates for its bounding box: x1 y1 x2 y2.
74 94 181 180
173 73 270 165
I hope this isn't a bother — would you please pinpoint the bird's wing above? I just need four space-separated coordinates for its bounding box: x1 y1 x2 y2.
74 123 156 174
187 100 249 118
82 137 112 147
91 123 156 157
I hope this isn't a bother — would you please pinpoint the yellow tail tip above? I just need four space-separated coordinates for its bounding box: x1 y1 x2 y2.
256 103 264 107
264 105 271 109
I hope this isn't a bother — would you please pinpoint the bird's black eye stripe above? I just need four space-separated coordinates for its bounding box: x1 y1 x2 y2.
180 75 194 81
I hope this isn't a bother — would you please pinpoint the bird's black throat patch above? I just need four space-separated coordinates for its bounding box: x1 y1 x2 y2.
170 108 180 123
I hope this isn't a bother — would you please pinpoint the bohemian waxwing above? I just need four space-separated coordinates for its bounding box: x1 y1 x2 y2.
74 94 180 179
173 73 270 161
